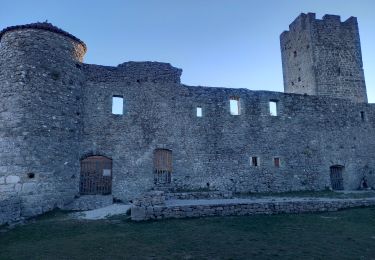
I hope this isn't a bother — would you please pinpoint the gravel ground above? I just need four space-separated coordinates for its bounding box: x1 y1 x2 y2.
71 204 131 220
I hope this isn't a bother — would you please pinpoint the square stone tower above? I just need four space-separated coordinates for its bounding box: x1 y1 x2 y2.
280 13 367 103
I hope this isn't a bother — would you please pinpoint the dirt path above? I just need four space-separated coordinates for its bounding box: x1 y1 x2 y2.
71 204 131 220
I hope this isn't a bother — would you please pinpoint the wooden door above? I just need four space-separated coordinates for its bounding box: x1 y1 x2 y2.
330 165 344 190
80 156 112 195
154 149 172 185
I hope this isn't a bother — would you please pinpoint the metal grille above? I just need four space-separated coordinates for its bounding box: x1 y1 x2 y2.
80 156 112 195
330 166 344 190
274 157 280 167
154 149 172 184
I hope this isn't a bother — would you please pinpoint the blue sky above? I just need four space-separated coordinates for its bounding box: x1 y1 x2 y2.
1 0 374 102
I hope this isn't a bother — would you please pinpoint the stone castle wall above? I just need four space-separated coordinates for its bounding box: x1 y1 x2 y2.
0 195 21 225
0 14 374 222
82 63 375 202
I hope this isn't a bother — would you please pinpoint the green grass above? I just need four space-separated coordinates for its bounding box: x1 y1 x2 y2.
1 207 375 259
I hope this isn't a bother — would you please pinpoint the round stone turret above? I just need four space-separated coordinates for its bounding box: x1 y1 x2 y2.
0 22 86 62
0 23 86 217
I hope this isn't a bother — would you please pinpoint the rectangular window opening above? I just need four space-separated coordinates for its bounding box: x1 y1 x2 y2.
112 96 124 115
196 107 203 117
274 157 280 168
251 156 259 167
360 111 365 121
230 97 240 115
269 100 278 116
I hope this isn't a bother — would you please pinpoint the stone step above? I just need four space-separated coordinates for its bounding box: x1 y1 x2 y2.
62 195 113 211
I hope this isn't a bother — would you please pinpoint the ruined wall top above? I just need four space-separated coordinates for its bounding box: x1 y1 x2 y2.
281 12 358 36
0 22 87 53
84 61 182 84
280 13 366 103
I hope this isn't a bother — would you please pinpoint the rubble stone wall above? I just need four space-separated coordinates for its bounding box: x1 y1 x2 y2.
131 198 375 221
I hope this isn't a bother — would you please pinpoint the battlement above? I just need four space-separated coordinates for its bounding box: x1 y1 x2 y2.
282 13 358 36
286 12 316 33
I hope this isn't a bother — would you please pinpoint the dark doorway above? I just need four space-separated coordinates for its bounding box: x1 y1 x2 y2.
330 165 344 190
154 149 172 185
80 156 112 195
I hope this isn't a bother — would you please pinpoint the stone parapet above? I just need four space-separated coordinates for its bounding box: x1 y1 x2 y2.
165 191 233 200
131 197 375 221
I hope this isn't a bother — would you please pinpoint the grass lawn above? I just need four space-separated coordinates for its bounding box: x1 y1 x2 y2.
1 207 375 259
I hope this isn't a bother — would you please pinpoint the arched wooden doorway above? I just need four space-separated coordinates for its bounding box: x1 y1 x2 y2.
330 165 344 190
154 149 172 185
80 156 112 195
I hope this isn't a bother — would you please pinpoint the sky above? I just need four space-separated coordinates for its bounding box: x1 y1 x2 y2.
1 0 374 102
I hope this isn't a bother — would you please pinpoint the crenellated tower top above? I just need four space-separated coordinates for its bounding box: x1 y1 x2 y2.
280 13 367 103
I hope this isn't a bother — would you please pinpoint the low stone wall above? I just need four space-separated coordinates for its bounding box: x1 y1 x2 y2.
0 196 21 225
61 195 113 211
165 191 233 200
131 197 375 221
133 191 165 207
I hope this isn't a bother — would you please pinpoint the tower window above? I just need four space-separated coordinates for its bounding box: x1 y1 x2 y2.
274 157 280 168
269 100 278 116
298 77 301 82
112 96 124 115
197 107 203 117
293 51 297 57
360 111 365 121
250 157 259 167
230 97 240 115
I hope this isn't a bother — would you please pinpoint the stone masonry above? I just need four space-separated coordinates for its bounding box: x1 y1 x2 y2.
1 13 375 223
131 194 375 221
0 195 21 225
281 13 367 102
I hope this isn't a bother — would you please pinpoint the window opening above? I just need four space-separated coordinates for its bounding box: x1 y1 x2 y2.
112 96 124 115
360 111 365 121
230 97 240 115
269 101 278 116
251 157 259 167
197 107 203 117
274 157 280 167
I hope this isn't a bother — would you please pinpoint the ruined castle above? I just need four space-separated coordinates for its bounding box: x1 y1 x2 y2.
0 13 374 222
